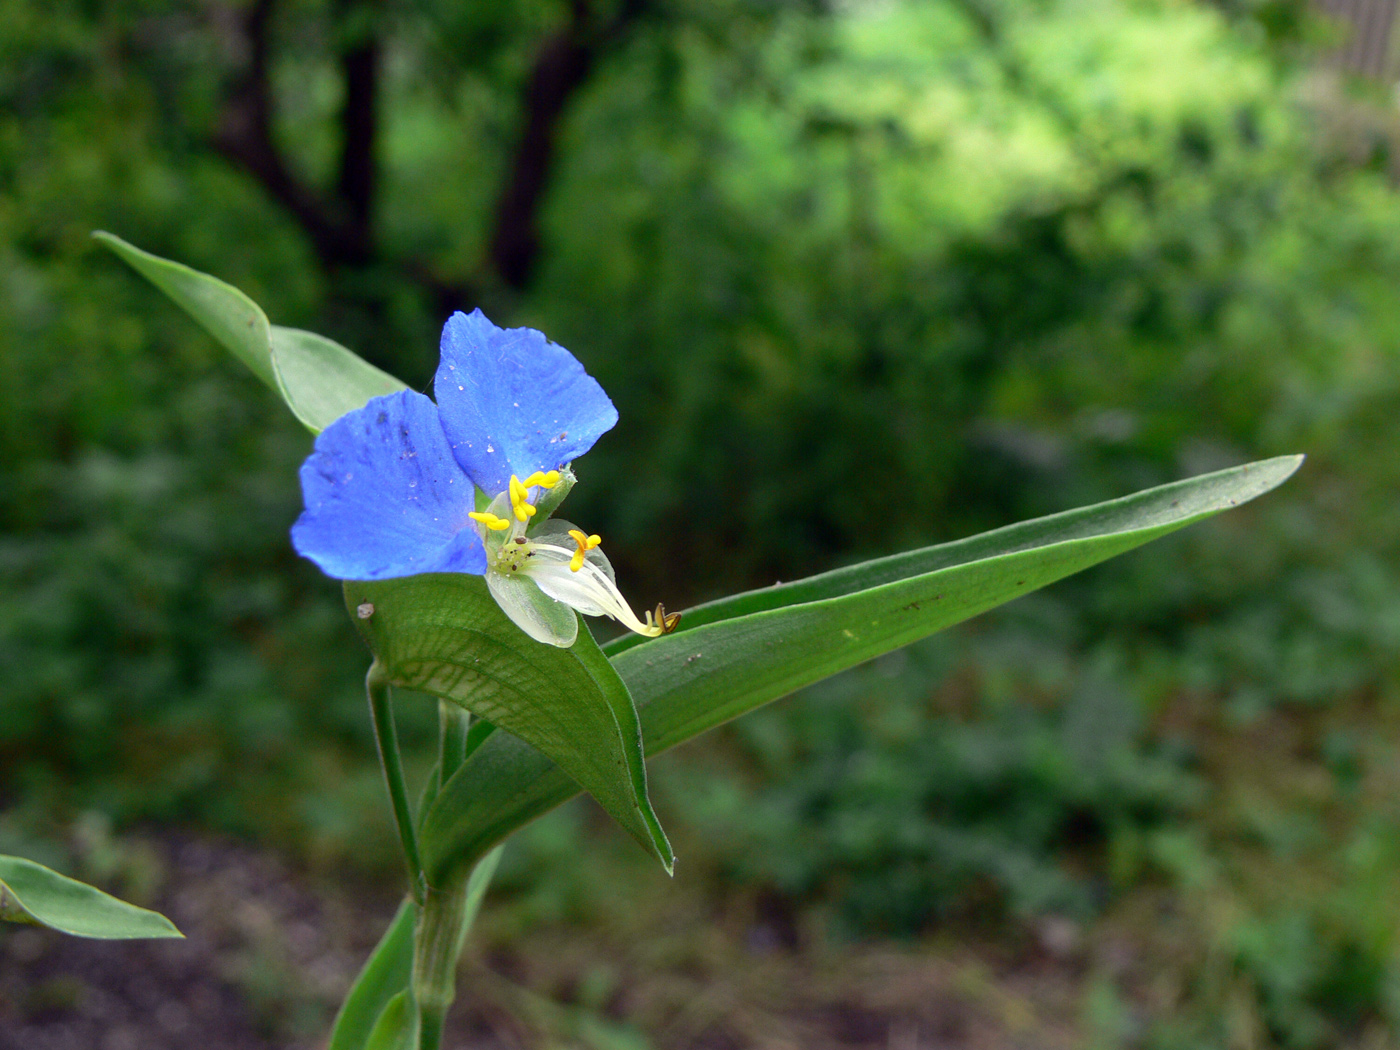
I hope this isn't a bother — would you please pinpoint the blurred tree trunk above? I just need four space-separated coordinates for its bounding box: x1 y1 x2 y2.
214 0 373 268
1315 0 1398 77
213 0 648 301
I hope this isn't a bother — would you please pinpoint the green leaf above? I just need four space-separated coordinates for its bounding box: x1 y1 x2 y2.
93 232 404 432
604 454 1302 656
0 854 182 940
344 574 672 873
364 992 417 1050
327 847 503 1050
328 899 415 1050
420 456 1301 883
453 844 503 955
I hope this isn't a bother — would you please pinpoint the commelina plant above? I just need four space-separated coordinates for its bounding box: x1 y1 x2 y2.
0 232 1301 1050
292 308 676 648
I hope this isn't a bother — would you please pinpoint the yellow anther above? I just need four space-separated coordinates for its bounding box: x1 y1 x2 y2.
649 603 681 634
508 474 537 522
567 528 602 572
468 511 512 532
520 470 561 489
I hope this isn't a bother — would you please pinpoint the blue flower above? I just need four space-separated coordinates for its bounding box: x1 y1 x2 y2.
292 309 672 647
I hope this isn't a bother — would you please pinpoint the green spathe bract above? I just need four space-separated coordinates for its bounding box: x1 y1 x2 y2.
99 235 1301 1050
0 854 182 940
347 575 672 872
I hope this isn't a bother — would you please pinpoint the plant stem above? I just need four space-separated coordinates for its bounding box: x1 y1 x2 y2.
417 1007 444 1050
414 878 468 1050
366 661 426 905
437 700 470 792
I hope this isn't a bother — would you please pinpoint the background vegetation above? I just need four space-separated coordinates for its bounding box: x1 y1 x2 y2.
5 0 1400 1045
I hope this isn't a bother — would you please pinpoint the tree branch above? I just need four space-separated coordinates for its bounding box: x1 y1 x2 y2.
212 0 373 268
336 0 381 236
487 0 647 289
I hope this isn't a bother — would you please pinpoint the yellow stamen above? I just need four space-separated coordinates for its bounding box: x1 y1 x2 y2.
505 471 561 522
567 528 602 572
648 603 681 634
508 474 537 522
468 511 512 531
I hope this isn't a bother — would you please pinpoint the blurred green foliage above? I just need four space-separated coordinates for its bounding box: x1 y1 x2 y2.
6 0 1400 1044
673 621 1205 936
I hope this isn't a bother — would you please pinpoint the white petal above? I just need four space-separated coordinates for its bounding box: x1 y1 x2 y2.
486 569 578 647
528 519 616 582
523 546 658 637
527 558 612 617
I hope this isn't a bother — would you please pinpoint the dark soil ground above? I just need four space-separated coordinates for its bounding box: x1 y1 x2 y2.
0 835 387 1050
0 833 1085 1050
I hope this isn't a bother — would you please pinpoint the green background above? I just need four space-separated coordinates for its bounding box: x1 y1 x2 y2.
5 0 1400 1045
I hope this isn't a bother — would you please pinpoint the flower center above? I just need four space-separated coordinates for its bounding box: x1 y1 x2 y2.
473 472 602 575
467 471 682 640
491 534 537 574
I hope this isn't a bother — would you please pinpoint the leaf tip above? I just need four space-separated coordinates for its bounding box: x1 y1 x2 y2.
654 833 676 877
1258 452 1306 491
91 230 124 253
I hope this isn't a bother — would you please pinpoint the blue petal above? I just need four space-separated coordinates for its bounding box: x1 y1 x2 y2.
433 309 618 497
292 389 487 580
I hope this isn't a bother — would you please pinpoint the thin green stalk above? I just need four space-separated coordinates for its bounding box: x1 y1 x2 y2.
413 879 468 1050
417 700 493 1048
366 661 426 905
437 701 470 792
417 1008 444 1050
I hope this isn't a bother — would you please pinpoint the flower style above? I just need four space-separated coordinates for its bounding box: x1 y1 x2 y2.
291 309 674 648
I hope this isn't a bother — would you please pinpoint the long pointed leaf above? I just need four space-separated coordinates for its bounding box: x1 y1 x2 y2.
604 454 1300 656
327 847 503 1050
454 844 503 954
0 854 182 940
420 456 1300 883
345 575 672 873
364 992 417 1050
328 899 416 1050
94 232 404 432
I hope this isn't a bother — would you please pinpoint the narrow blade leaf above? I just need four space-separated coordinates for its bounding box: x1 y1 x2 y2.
93 230 276 389
604 454 1302 655
327 899 415 1050
267 325 406 432
345 575 672 873
454 844 503 954
421 456 1300 883
327 847 503 1050
364 992 417 1050
94 232 404 432
0 854 182 940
